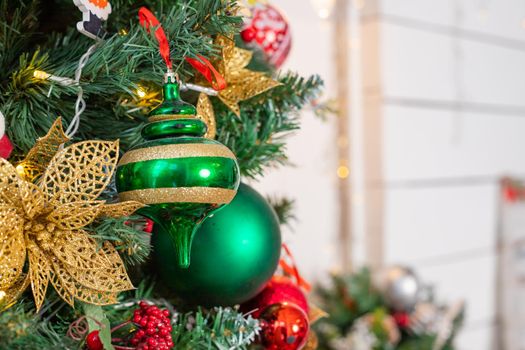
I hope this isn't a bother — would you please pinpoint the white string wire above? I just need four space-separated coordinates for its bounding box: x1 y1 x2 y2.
64 43 98 138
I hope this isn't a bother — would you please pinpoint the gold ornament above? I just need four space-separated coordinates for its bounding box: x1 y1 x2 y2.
196 93 216 139
206 35 281 116
15 118 70 182
0 140 144 311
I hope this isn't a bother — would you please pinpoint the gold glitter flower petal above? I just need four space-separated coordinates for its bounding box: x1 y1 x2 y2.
41 141 119 206
16 118 69 182
18 180 45 220
99 201 145 218
0 273 30 312
28 248 51 311
196 93 216 139
52 231 115 270
49 266 75 306
0 158 23 208
51 261 118 306
47 201 104 231
0 206 25 290
66 243 134 293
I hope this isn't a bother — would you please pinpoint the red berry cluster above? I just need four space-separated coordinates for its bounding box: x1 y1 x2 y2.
130 302 173 350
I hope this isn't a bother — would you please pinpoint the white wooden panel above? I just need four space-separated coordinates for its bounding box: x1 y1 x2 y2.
456 323 495 350
381 22 525 107
380 0 454 27
461 0 525 42
463 38 525 107
381 23 457 101
379 0 525 43
416 255 497 332
384 184 497 263
382 106 525 181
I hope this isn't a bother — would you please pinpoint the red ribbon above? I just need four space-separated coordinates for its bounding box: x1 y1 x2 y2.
138 7 172 70
279 243 311 292
185 56 227 91
138 7 226 91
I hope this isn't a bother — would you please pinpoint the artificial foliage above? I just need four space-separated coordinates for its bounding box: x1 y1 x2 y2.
313 268 464 350
0 0 323 348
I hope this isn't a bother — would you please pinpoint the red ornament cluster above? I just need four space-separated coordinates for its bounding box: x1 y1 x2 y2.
130 302 173 350
240 3 291 68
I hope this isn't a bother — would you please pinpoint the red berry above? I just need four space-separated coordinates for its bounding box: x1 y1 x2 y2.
393 311 411 328
136 329 146 338
159 328 170 337
139 318 148 327
139 301 148 309
162 309 170 317
146 327 156 335
147 338 158 346
86 330 103 350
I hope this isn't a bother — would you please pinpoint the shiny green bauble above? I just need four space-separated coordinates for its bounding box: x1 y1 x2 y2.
152 183 282 306
116 73 240 268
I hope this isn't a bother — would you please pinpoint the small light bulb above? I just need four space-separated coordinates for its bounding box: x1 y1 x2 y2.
33 70 50 80
16 164 27 178
119 28 128 36
136 86 147 98
0 290 5 300
337 165 349 179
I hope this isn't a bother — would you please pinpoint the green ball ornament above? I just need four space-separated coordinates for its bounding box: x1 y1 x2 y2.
116 73 240 268
152 183 282 306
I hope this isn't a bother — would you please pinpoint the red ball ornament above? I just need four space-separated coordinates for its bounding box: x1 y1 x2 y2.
241 3 291 68
86 330 103 350
393 311 411 328
259 303 309 350
242 276 308 318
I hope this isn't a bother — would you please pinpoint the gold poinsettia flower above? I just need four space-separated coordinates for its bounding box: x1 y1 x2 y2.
0 140 144 311
197 35 281 116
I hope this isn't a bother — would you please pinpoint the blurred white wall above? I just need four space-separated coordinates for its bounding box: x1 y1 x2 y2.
357 0 525 348
253 0 525 349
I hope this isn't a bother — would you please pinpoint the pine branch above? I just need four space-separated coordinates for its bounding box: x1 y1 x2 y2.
215 72 324 178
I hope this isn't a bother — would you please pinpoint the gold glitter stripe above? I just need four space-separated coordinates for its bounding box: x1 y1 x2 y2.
118 143 236 166
148 114 195 122
118 187 236 204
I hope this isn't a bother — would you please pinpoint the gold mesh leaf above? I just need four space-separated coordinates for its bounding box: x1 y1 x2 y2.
18 181 45 219
196 93 216 139
0 273 30 312
0 158 23 209
49 269 74 306
52 230 116 270
47 201 104 231
28 248 51 311
17 118 69 182
51 261 119 306
66 242 134 292
0 206 25 290
41 141 119 206
99 201 145 218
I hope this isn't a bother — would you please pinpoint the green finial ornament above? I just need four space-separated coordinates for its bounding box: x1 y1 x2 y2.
116 72 240 268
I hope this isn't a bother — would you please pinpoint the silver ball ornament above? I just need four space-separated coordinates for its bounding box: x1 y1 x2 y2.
376 265 420 312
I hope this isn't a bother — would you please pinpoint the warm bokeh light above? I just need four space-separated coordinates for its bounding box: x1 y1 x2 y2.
337 165 349 178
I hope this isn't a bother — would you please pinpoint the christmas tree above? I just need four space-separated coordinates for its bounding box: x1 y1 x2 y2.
0 0 322 349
